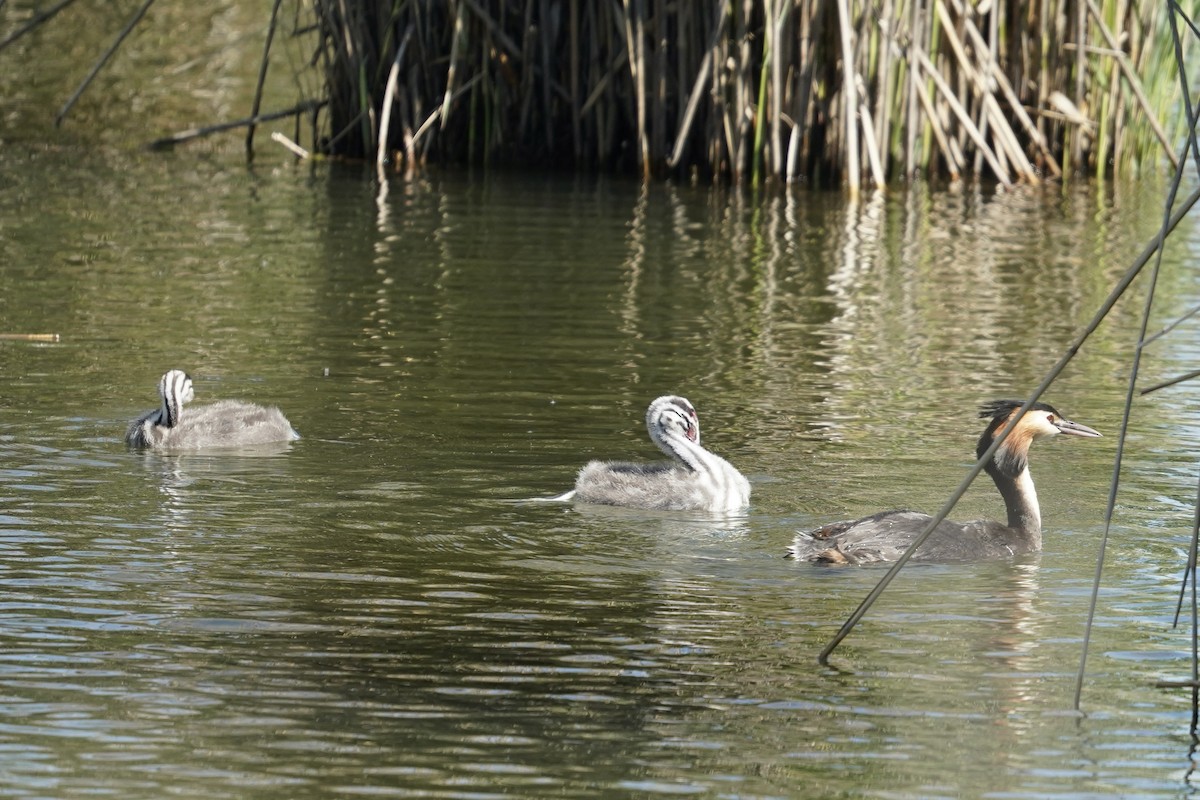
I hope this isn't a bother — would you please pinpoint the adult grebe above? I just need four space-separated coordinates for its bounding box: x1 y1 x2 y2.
788 400 1100 564
567 395 751 512
125 369 299 450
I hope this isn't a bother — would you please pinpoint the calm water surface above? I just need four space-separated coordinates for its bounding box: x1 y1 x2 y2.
1 146 1200 798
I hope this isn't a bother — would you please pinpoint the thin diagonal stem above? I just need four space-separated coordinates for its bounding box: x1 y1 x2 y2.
821 181 1200 667
1072 19 1200 708
0 0 76 53
1140 369 1200 396
246 0 286 159
55 0 155 127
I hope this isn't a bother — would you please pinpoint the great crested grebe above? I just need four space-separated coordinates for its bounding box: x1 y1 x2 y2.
564 395 751 512
125 369 299 450
788 400 1100 564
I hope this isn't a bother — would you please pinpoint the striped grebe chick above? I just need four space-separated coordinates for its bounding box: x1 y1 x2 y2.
567 395 750 513
125 369 299 450
788 400 1100 564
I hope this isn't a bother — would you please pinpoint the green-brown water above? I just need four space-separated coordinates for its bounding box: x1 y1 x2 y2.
2 142 1200 798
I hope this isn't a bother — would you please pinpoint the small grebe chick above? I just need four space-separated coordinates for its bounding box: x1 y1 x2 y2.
788 400 1100 564
125 369 299 450
569 395 751 512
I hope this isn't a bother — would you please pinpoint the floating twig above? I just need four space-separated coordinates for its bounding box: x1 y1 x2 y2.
0 333 60 342
270 132 310 159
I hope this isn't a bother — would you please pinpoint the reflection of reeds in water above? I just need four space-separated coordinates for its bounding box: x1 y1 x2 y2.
304 0 1186 187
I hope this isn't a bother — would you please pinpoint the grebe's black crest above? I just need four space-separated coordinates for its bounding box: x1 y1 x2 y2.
979 399 1055 422
979 400 1065 482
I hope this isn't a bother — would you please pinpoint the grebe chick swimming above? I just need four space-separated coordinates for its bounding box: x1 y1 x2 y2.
788 400 1100 564
125 369 299 450
569 395 751 512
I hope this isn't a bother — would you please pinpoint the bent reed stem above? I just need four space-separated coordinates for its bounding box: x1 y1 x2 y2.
293 0 1181 185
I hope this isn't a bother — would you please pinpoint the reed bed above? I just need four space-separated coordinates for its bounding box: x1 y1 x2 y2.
295 0 1188 188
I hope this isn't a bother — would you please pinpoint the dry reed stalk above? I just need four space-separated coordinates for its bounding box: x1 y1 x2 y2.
903 0 924 180
1085 0 1179 169
732 0 753 181
836 0 860 194
441 2 466 134
247 0 1185 186
913 45 1011 185
766 0 784 178
247 0 285 159
789 0 822 181
376 33 408 170
909 49 962 181
1073 0 1087 167
871 0 894 175
667 2 725 168
932 0 1038 183
622 0 651 180
957 8 1061 176
856 75 886 189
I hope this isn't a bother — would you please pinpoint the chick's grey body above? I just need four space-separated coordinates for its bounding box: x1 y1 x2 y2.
572 395 750 513
125 370 299 450
788 400 1101 564
575 459 738 512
